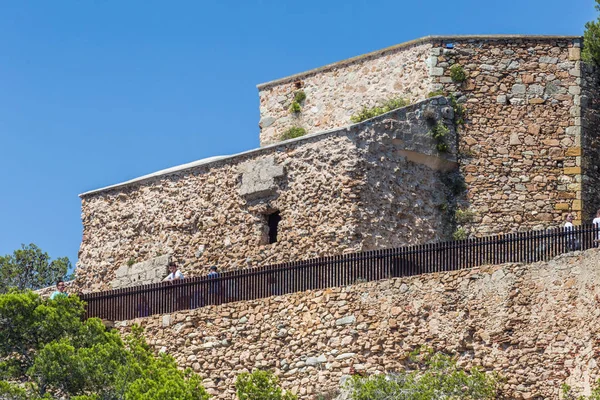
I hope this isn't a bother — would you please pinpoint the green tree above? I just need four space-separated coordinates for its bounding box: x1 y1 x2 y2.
0 244 72 293
584 0 600 64
345 350 498 400
0 290 209 399
236 370 297 400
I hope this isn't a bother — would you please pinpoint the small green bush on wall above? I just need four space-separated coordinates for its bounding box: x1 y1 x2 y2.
280 127 306 141
289 90 307 114
350 97 409 123
429 122 450 152
450 64 467 82
236 370 297 400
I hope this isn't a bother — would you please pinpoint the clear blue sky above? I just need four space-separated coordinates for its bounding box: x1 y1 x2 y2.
0 0 594 270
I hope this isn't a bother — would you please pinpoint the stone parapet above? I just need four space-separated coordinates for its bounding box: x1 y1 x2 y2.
117 248 600 399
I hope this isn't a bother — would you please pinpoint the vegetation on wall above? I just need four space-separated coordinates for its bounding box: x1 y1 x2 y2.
280 127 307 141
450 64 467 83
0 244 72 294
452 227 468 240
583 0 600 64
344 350 498 400
350 97 410 123
429 122 450 152
562 382 600 399
289 90 307 114
455 208 476 224
0 291 209 399
236 370 297 400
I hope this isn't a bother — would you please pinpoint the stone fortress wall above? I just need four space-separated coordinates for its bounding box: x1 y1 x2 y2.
258 35 600 236
77 97 457 291
117 248 600 400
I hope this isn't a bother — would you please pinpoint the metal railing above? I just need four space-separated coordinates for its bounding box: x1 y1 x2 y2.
81 224 600 320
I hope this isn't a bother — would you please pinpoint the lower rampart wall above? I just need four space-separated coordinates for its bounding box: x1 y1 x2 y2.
117 248 600 399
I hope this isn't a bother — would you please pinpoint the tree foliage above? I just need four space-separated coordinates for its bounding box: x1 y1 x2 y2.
0 244 72 293
345 350 498 400
584 0 600 64
236 370 297 400
0 290 209 399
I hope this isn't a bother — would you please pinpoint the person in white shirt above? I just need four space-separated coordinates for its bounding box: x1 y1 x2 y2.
564 214 574 230
564 214 580 251
163 261 184 282
593 208 600 246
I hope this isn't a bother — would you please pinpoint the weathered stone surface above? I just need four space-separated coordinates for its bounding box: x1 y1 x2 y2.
238 156 285 200
77 98 457 292
117 248 600 399
110 255 171 289
258 36 591 236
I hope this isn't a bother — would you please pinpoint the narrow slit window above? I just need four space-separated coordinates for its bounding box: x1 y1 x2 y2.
267 211 281 244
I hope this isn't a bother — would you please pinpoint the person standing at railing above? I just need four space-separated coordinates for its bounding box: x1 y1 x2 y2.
163 261 184 282
593 209 600 246
50 280 68 300
564 214 580 251
207 265 221 305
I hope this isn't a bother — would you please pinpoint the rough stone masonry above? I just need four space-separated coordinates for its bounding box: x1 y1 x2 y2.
258 35 600 236
77 97 457 291
117 248 600 399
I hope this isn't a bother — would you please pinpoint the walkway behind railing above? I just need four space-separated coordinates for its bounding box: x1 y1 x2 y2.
81 224 600 320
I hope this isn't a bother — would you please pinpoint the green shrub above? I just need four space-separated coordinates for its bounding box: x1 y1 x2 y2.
280 127 306 141
289 91 306 114
289 101 302 113
449 94 466 126
293 90 306 103
0 291 209 399
236 370 297 400
562 382 600 399
345 351 497 400
427 89 445 98
127 258 136 267
350 97 410 123
455 208 476 224
453 227 468 240
450 64 467 83
584 0 600 64
429 122 450 152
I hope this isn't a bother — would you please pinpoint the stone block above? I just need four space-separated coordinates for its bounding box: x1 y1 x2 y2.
430 67 444 76
572 199 582 211
568 47 581 61
554 203 570 210
511 84 527 95
566 126 581 137
115 265 129 278
564 167 581 175
239 156 285 200
565 147 582 156
539 56 559 64
568 86 581 95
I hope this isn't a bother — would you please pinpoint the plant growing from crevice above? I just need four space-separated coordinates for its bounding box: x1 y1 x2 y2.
452 227 468 240
427 89 445 98
344 349 498 400
449 93 466 126
450 64 467 82
455 208 476 224
429 122 450 152
127 258 136 267
280 126 306 141
289 90 306 114
350 97 410 123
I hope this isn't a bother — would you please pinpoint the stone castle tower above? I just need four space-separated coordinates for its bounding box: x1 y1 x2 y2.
76 35 600 292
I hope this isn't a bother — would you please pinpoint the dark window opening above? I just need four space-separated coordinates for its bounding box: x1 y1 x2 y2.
267 211 281 244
